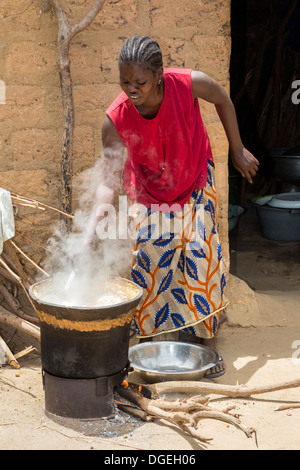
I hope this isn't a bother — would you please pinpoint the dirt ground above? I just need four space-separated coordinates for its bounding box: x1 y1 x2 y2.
1 204 300 451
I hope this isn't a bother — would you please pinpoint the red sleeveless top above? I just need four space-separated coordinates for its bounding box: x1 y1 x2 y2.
106 68 213 210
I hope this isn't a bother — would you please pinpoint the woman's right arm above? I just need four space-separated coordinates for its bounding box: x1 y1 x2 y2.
84 116 125 245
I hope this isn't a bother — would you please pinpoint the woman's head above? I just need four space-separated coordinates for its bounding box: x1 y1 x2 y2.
118 36 163 74
118 36 164 109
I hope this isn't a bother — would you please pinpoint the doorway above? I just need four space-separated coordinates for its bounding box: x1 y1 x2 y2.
228 0 300 291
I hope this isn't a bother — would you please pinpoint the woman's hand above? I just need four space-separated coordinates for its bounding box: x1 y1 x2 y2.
191 71 260 184
231 147 260 184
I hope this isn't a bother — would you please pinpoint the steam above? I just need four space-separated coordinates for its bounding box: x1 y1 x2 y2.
41 158 132 307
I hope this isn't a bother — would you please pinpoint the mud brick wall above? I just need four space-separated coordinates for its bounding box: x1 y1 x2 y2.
0 0 231 270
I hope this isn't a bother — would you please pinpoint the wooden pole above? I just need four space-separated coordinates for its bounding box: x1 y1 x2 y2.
47 0 106 232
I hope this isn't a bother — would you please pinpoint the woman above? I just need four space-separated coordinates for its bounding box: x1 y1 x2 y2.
89 36 259 378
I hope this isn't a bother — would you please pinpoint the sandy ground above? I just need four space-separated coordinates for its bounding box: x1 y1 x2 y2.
1 205 300 451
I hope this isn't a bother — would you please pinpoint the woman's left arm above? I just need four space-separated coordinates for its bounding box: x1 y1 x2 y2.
191 70 259 184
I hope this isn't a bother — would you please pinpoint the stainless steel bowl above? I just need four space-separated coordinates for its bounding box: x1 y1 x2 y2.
129 341 219 383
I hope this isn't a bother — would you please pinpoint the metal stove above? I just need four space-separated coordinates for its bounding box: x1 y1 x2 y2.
29 277 142 420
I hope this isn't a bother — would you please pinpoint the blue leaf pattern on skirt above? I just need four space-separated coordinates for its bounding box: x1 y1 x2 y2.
153 232 175 247
131 269 147 288
188 240 206 259
137 249 151 273
131 161 226 339
204 200 215 224
155 303 170 328
157 270 173 295
178 251 185 273
197 216 206 241
171 288 188 304
185 256 198 280
158 249 176 268
136 224 156 244
220 273 226 295
194 294 211 315
171 313 185 329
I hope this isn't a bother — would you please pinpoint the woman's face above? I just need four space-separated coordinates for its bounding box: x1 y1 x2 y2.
119 62 162 108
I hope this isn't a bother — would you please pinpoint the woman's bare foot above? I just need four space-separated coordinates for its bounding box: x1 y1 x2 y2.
201 337 225 378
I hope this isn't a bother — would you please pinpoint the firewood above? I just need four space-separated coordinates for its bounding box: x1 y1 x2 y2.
0 305 40 342
116 402 153 422
4 241 33 288
8 241 49 278
145 378 300 398
0 281 39 325
0 335 20 369
11 193 74 219
14 346 37 360
275 403 300 411
116 384 255 443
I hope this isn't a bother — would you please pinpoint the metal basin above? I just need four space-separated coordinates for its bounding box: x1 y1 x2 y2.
129 341 219 383
253 196 300 242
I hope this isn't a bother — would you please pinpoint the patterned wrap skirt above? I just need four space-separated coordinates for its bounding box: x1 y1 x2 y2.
128 161 227 339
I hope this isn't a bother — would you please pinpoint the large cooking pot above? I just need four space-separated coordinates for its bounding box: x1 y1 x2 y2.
29 276 142 379
268 147 300 185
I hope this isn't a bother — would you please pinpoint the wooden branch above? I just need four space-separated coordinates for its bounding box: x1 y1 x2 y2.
0 281 39 325
0 254 38 321
15 231 56 254
146 395 210 414
70 0 106 38
275 403 300 411
145 378 300 398
47 0 106 231
11 193 74 219
0 305 40 342
116 385 212 442
116 384 255 443
116 402 153 422
9 240 49 278
191 409 255 439
4 241 33 289
14 345 37 360
0 256 22 284
0 335 20 369
0 266 20 285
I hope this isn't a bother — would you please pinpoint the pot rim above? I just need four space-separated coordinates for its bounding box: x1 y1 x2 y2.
29 276 143 312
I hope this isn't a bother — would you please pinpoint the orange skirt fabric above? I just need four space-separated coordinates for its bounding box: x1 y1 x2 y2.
129 161 227 339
